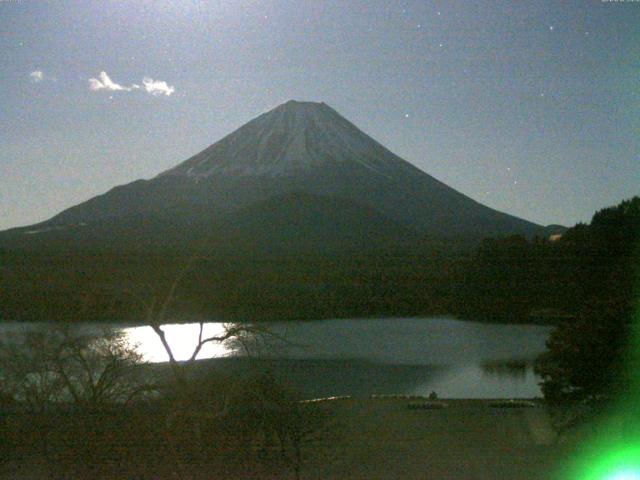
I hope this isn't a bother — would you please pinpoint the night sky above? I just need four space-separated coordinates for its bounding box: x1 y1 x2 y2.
1 0 638 230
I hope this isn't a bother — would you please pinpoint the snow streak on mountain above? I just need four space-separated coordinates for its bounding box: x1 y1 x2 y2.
161 100 403 178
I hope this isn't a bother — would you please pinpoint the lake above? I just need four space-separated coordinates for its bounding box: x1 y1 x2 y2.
0 317 552 399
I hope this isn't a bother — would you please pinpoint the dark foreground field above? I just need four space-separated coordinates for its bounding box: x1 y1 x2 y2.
301 398 563 480
1 398 574 480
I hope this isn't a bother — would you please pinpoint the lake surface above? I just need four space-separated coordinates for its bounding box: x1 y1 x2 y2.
1 318 553 399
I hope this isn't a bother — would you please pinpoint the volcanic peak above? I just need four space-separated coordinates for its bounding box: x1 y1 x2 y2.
160 100 397 178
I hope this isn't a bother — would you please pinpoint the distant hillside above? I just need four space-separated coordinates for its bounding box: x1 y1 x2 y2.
457 196 639 323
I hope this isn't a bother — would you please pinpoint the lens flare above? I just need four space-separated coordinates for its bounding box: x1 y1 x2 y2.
554 221 640 480
607 470 640 480
560 442 640 480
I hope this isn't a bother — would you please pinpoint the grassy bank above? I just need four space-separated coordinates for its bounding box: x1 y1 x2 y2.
1 397 574 480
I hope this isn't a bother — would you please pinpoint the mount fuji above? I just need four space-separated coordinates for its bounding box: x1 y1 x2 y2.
1 100 548 252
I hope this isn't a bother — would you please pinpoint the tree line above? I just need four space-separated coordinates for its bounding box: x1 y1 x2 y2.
460 196 639 426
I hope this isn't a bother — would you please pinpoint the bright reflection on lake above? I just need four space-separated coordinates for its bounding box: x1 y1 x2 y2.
0 318 553 399
123 323 232 362
116 317 552 398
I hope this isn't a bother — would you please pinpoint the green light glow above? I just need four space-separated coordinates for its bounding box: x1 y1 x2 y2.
607 471 640 480
562 442 640 480
556 228 640 479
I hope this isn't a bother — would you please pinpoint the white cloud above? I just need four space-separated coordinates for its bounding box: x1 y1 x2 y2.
88 72 174 97
30 70 44 83
88 71 133 92
142 77 175 96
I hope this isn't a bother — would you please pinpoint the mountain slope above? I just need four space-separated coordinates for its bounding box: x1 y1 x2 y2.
210 191 421 254
1 100 545 248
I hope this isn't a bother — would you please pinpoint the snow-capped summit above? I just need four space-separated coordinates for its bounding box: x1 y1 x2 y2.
161 100 401 178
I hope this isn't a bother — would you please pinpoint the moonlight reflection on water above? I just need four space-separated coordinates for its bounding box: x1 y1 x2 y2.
0 318 552 398
122 323 234 362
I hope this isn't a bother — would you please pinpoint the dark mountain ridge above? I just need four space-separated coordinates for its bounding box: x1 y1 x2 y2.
1 100 550 251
